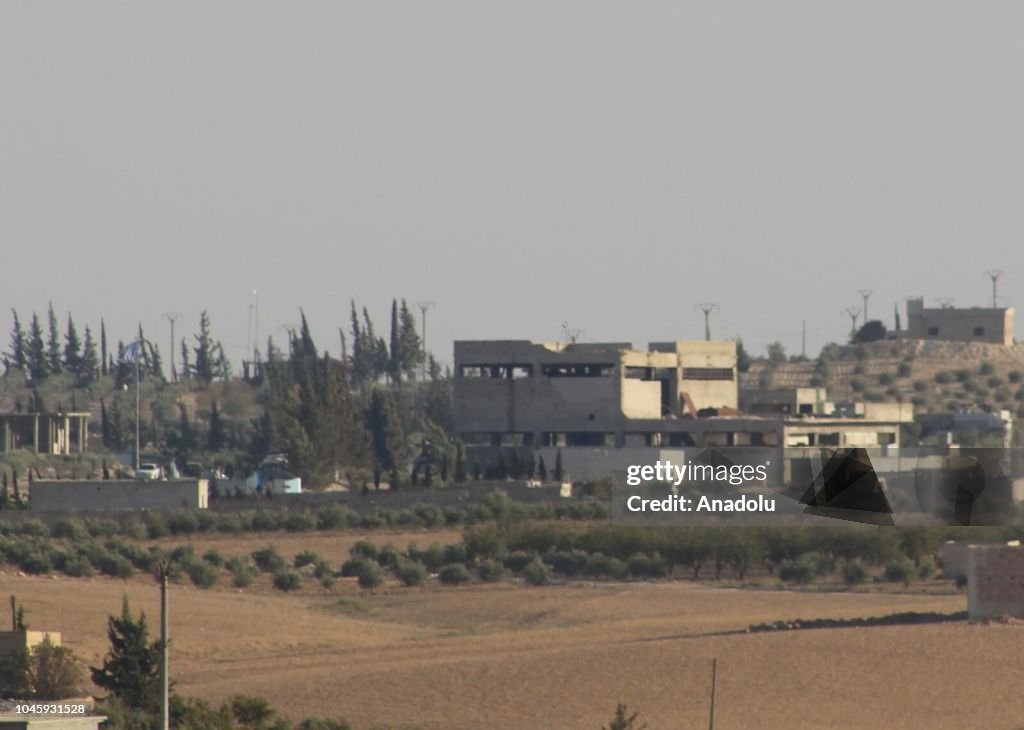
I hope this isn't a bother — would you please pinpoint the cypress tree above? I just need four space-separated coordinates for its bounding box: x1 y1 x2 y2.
398 300 421 379
46 303 62 375
554 449 564 482
8 309 27 372
27 313 47 381
81 326 99 382
388 299 401 382
64 315 82 375
440 454 449 483
100 319 108 376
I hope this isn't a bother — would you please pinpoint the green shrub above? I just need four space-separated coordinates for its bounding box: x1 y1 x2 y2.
843 560 869 585
477 559 506 583
51 518 89 541
626 552 669 579
1009 370 1023 384
187 561 219 589
272 570 302 592
897 363 912 377
523 557 552 586
850 378 866 392
284 512 316 532
340 558 368 577
502 551 537 573
315 505 358 530
884 560 914 585
878 373 894 385
934 371 953 385
203 549 225 567
350 540 379 561
121 517 148 540
438 563 472 585
144 514 169 539
95 552 134 579
955 369 972 383
60 554 94 578
393 558 428 587
778 559 814 585
987 376 1004 389
166 511 199 535
546 549 590 577
294 550 321 569
356 561 385 589
19 550 54 575
917 559 936 580
979 362 995 376
252 546 286 573
226 557 256 588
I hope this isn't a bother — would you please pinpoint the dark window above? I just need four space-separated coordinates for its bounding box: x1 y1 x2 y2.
927 327 939 337
682 367 734 381
974 327 985 336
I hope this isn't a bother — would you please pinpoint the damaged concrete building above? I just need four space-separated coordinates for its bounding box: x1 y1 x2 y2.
453 339 915 482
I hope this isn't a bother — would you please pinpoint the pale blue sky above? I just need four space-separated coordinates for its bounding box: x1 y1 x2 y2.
2 2 1020 365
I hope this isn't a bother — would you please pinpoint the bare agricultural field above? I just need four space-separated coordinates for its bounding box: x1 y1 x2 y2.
2 566 1022 730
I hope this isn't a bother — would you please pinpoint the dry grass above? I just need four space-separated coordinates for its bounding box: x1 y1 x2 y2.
3 552 1022 729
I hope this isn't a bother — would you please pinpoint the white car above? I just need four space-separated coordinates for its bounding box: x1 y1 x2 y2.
137 463 163 481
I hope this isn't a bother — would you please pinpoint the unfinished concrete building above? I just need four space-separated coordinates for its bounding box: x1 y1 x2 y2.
453 339 766 450
0 412 90 455
904 298 1014 346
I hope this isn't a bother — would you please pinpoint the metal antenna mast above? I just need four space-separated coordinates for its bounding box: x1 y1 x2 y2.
416 301 435 381
937 297 955 309
695 303 719 341
857 289 873 322
843 307 861 340
162 313 181 382
986 270 1003 308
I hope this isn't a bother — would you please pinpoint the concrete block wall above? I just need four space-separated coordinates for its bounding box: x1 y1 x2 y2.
967 544 1024 620
30 480 209 512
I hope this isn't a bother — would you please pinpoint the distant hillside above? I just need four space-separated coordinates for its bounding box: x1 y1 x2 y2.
743 339 1024 416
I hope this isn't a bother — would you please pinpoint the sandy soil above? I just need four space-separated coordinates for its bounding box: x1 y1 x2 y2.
2 562 1021 730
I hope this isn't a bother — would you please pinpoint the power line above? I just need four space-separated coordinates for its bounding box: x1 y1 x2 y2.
986 269 1003 308
695 303 719 341
857 289 873 322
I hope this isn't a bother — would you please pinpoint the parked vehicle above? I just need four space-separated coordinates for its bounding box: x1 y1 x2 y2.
136 463 163 481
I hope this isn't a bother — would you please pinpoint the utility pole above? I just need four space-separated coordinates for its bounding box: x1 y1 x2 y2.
843 307 861 340
857 289 873 323
708 658 718 730
416 301 434 382
986 270 1003 308
695 303 719 341
157 562 170 730
163 313 181 382
134 336 141 472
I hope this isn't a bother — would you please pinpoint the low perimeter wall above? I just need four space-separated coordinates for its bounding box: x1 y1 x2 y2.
29 480 208 512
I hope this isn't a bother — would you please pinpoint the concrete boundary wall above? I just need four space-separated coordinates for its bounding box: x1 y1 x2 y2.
30 480 208 512
967 544 1024 620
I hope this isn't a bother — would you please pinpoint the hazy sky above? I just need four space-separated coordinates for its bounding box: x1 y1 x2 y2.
2 2 1021 367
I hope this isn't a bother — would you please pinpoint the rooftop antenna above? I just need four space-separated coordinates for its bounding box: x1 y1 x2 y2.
843 307 861 340
561 322 583 346
937 297 955 309
252 289 260 361
985 269 1003 308
695 303 719 341
857 289 873 322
